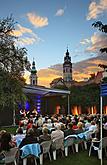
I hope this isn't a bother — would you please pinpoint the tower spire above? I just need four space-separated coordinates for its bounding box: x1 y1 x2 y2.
30 59 38 86
63 48 72 87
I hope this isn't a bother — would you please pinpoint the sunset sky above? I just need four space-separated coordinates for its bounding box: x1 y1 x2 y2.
0 0 107 86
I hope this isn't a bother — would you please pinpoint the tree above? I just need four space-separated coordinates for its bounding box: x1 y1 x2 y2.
0 16 30 110
0 16 30 79
92 21 107 53
69 84 100 113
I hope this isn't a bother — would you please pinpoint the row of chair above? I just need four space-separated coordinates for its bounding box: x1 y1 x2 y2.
2 131 107 164
0 131 91 165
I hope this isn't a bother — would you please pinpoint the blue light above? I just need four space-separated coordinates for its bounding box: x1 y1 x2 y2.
37 95 41 99
34 95 41 113
18 103 22 109
25 101 30 111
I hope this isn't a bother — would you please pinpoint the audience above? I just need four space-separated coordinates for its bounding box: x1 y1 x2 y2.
1 112 107 162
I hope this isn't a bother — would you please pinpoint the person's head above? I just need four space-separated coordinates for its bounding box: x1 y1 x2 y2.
27 128 35 136
68 123 73 129
60 124 66 131
103 122 107 130
55 124 61 130
47 119 51 123
91 121 95 125
16 127 23 134
77 122 83 129
1 132 11 142
0 130 6 137
0 132 12 151
42 127 49 134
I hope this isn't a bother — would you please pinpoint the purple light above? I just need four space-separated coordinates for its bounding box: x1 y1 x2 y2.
25 101 30 111
37 103 40 105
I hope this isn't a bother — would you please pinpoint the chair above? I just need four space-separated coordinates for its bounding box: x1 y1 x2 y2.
52 138 64 160
20 143 41 165
74 133 86 152
83 130 93 150
2 147 18 165
39 141 52 165
64 135 76 156
89 137 107 159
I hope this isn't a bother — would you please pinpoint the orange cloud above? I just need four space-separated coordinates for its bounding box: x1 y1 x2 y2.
86 33 107 52
13 24 32 37
17 37 36 46
24 56 107 87
87 0 107 20
27 12 48 28
13 24 41 46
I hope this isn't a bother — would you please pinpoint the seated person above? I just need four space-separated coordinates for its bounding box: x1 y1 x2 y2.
64 123 74 137
13 127 25 146
46 119 53 129
0 131 16 163
51 124 64 142
74 122 85 134
39 127 51 143
19 128 38 149
0 132 16 152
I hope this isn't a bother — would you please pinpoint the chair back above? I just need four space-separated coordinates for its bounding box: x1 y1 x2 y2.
52 138 64 150
4 147 18 164
64 135 76 147
20 143 41 159
40 141 52 154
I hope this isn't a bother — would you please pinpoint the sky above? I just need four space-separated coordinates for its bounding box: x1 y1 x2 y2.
0 0 107 71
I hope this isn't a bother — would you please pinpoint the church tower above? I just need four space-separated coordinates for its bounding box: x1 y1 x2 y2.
30 59 38 86
63 48 72 85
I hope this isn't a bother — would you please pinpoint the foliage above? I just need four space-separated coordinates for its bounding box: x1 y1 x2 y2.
92 21 107 53
0 16 30 110
69 83 100 109
52 83 100 113
0 16 31 78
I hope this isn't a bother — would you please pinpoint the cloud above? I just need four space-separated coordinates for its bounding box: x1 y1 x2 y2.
13 24 42 46
17 37 36 46
27 12 48 28
13 24 32 37
80 38 90 45
25 56 107 87
55 8 64 16
86 32 107 52
87 0 107 20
